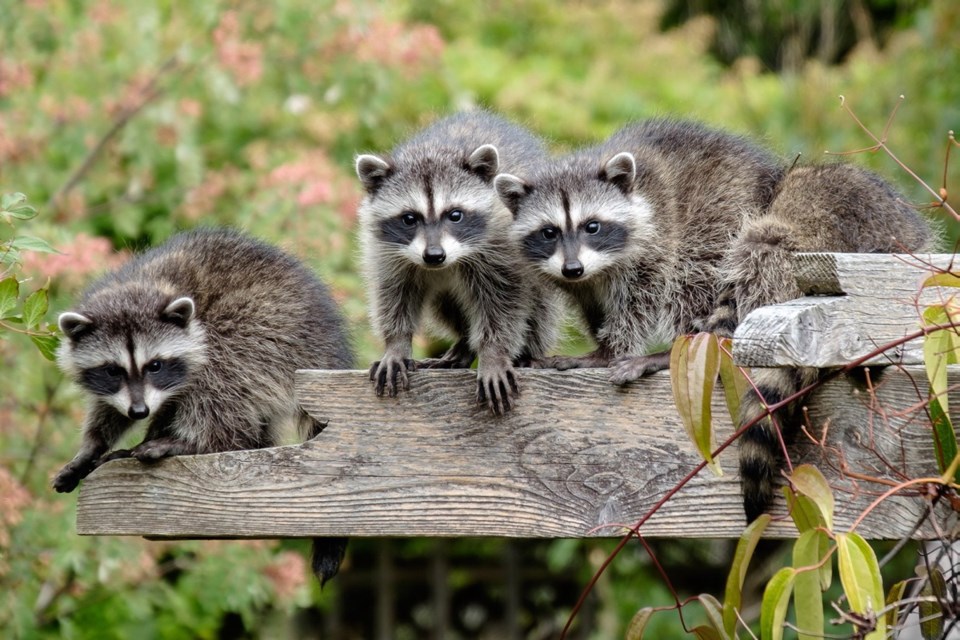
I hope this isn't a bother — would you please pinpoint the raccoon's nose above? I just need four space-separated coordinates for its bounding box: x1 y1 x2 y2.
128 403 150 420
562 260 584 279
423 246 446 265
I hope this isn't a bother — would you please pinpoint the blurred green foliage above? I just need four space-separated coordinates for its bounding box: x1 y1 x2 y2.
1 0 957 637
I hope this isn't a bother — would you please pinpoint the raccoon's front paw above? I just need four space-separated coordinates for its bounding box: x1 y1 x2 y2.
609 352 671 385
369 356 416 397
131 438 197 462
94 448 134 467
52 461 92 493
476 361 520 416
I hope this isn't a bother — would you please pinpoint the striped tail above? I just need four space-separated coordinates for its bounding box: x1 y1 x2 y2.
738 366 819 521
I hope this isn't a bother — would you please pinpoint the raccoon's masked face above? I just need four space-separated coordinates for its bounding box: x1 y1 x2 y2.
356 145 502 269
497 152 654 283
57 297 203 421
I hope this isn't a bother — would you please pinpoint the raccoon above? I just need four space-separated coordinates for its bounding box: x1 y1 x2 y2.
356 110 559 414
54 228 354 584
495 118 932 520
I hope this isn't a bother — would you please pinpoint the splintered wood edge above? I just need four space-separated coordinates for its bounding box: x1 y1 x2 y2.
76 367 955 541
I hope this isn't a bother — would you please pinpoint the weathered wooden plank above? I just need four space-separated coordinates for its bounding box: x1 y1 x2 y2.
76 367 954 541
734 253 956 367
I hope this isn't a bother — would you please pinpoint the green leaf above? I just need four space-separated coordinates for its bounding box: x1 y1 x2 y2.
0 246 21 265
10 235 58 254
788 465 834 531
929 396 958 480
718 337 751 423
723 513 771 635
22 287 48 330
0 192 27 210
30 333 60 361
760 567 795 640
692 626 724 640
0 276 19 318
836 533 886 640
624 607 655 640
792 530 827 640
785 489 832 590
670 332 722 475
884 579 908 631
697 593 728 639
919 569 945 640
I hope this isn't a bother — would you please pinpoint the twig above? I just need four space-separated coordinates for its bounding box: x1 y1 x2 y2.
48 55 181 208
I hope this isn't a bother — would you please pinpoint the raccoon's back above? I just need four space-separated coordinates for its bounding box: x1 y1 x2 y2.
94 228 352 370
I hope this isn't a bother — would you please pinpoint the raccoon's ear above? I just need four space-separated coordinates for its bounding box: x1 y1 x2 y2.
58 312 94 341
600 152 637 195
162 297 195 328
466 144 500 182
494 173 532 218
355 155 393 194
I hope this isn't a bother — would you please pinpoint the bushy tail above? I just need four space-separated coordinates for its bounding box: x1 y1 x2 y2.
311 537 349 587
738 366 818 521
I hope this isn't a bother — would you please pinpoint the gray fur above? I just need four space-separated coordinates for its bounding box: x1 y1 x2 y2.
357 110 560 414
497 118 933 519
54 228 353 492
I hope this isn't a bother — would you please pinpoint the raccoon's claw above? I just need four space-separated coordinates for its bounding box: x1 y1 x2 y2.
608 352 671 385
369 357 416 397
476 366 520 416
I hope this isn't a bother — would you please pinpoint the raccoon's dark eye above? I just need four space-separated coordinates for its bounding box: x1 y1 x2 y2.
145 360 164 374
400 212 418 226
447 209 464 223
585 220 601 235
541 227 559 241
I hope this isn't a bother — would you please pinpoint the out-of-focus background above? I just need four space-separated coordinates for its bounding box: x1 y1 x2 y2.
1 0 957 638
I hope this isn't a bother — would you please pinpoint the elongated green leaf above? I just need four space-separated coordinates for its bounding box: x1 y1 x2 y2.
670 332 722 475
1 192 27 211
929 396 959 480
789 465 834 531
919 569 945 640
30 333 60 361
836 533 885 640
723 513 771 635
922 272 960 289
625 607 655 640
22 287 48 330
760 567 795 640
0 276 19 318
884 580 908 631
10 235 58 254
718 337 751 423
784 489 832 590
793 531 826 640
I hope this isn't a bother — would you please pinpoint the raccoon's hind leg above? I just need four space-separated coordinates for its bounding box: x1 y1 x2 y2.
417 337 476 369
53 403 133 493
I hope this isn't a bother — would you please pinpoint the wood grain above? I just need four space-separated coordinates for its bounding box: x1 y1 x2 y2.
76 366 956 541
734 253 957 368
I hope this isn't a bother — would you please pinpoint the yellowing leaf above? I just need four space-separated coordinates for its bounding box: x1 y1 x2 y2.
760 567 795 640
836 533 886 640
697 593 727 639
919 568 947 640
789 465 834 532
692 626 724 640
625 607 655 640
793 530 827 640
718 337 751 423
670 332 722 475
723 514 770 635
922 272 960 289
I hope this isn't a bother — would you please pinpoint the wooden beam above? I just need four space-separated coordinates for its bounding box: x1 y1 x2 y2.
76 366 953 541
734 254 956 368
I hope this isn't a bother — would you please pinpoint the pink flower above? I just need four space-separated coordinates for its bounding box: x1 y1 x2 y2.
20 233 129 291
213 11 264 87
263 551 308 601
